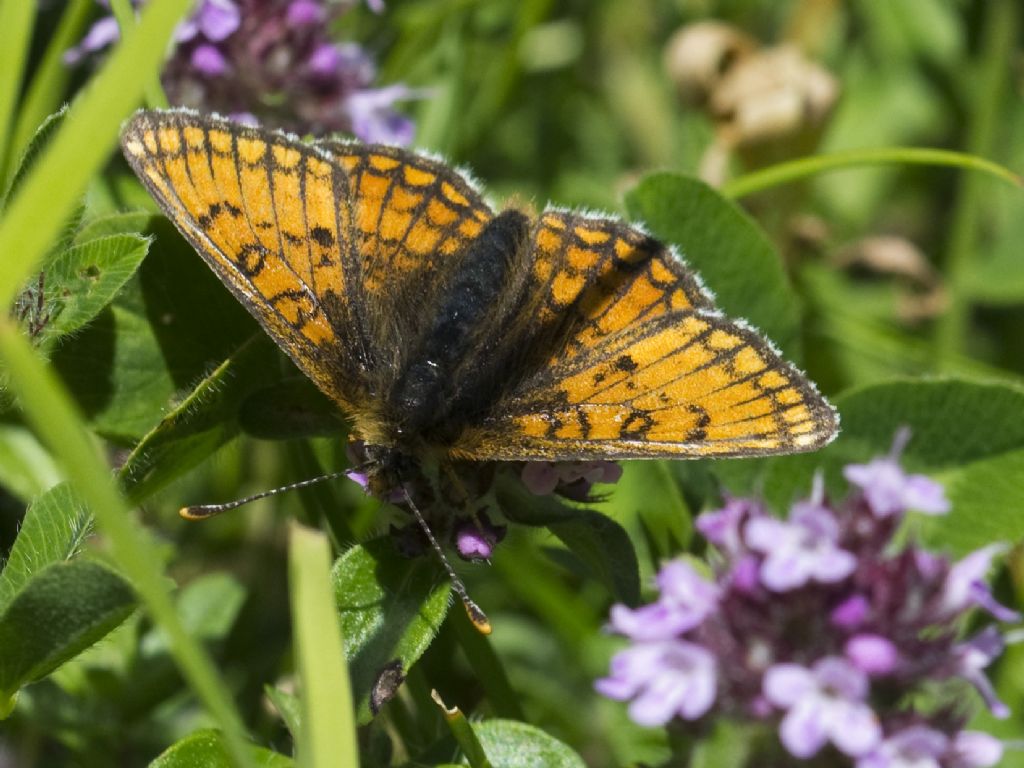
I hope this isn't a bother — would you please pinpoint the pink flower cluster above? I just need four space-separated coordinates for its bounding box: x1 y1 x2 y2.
68 0 419 143
598 432 1015 767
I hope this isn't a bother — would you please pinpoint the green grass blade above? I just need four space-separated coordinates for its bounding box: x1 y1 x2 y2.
109 0 169 108
5 0 94 182
0 321 256 768
289 522 359 768
0 0 191 310
0 0 36 180
431 691 493 768
719 147 1022 201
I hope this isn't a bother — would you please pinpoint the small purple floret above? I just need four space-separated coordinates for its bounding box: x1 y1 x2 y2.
831 593 871 630
68 0 419 143
844 429 950 517
764 657 881 758
608 561 718 641
596 640 716 726
452 513 506 562
191 43 229 75
951 627 1010 718
695 496 762 556
950 731 1004 768
943 544 1020 622
845 634 899 676
286 0 325 26
63 16 121 64
745 505 856 591
855 725 948 768
520 460 622 498
191 0 241 42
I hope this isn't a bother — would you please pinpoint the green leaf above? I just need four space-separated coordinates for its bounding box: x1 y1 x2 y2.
0 423 61 502
332 538 451 723
753 378 1024 507
118 333 279 503
434 693 492 768
0 560 135 703
0 0 195 312
238 377 347 440
5 108 86 304
624 172 800 354
0 0 36 192
141 572 246 655
3 107 68 210
0 482 90 611
51 304 177 440
290 523 358 768
149 729 294 768
38 234 151 348
548 512 640 605
608 460 692 577
463 720 586 768
264 684 302 739
497 477 640 604
52 218 264 442
73 211 156 243
5 0 94 182
927 448 1024 556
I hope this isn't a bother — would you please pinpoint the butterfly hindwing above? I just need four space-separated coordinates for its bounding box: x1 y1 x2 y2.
453 212 837 460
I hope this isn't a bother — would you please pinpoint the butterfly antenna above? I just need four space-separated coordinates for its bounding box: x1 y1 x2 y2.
401 487 492 636
179 469 354 520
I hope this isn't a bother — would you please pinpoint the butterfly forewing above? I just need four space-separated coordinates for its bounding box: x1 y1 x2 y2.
120 110 369 411
316 141 497 369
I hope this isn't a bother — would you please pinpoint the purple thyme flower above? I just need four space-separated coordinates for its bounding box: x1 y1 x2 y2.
520 460 622 498
831 593 871 630
599 433 1015 763
175 0 240 43
452 512 506 562
695 495 764 556
68 0 414 143
942 544 1020 622
855 725 949 768
856 726 1004 768
64 15 121 64
608 560 718 641
949 731 1004 768
745 502 856 591
596 640 716 726
949 627 1010 718
843 428 950 518
764 657 882 759
845 634 899 676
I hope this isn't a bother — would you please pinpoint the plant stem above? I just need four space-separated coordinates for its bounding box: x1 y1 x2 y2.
720 147 1020 201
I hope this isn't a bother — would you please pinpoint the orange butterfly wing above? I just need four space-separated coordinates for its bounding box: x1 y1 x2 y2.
453 210 837 460
120 110 369 412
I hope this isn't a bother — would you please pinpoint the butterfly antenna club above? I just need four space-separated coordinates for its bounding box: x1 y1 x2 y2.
401 487 492 635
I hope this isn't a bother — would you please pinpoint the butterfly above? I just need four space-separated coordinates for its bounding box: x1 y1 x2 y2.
119 108 837 548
